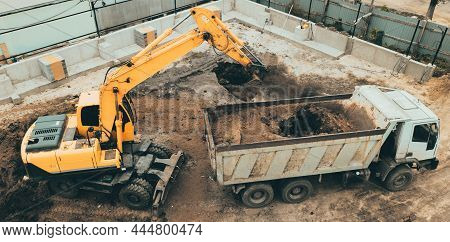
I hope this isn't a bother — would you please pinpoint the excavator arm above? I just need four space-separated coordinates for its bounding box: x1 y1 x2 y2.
98 7 264 149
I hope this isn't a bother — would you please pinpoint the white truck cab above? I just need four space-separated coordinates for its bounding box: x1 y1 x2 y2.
354 86 439 172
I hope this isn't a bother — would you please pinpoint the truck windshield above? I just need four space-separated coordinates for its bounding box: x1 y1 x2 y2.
412 123 438 150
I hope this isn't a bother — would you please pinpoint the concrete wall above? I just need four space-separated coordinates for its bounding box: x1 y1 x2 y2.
0 0 225 103
0 0 436 104
256 0 450 61
3 57 42 85
312 25 348 52
235 0 432 81
53 39 100 67
351 38 402 70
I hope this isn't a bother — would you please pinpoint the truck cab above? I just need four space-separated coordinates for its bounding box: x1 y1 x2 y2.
354 86 439 171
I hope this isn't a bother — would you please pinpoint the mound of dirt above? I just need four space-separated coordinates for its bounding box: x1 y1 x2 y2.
214 62 322 101
278 104 354 137
213 62 253 85
0 96 77 221
211 101 373 145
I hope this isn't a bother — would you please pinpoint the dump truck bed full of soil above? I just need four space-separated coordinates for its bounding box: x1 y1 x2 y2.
207 95 375 147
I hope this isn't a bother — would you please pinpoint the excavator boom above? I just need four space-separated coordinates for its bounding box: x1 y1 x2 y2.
98 7 264 146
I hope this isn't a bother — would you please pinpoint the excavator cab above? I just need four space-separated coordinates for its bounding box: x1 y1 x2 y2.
76 91 136 143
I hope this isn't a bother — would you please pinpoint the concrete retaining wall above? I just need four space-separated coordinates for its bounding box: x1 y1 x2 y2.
3 58 42 85
0 0 224 104
0 0 436 104
351 38 402 70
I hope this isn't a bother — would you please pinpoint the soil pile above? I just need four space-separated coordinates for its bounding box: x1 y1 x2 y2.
211 101 372 145
213 62 253 85
214 62 321 101
278 104 354 137
0 96 77 221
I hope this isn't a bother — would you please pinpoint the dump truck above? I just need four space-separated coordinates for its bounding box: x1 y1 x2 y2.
20 7 265 216
203 85 440 208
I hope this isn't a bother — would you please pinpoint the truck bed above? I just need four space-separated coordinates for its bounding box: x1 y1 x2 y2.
204 94 393 186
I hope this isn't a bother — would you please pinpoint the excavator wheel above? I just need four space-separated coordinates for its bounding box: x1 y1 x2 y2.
131 177 154 194
147 144 172 159
119 183 151 210
48 178 80 198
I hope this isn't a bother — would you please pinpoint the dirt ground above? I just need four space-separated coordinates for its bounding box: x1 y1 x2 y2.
362 0 450 26
0 22 448 222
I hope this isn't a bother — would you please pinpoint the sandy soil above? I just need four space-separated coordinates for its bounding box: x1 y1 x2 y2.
362 0 450 26
0 22 448 222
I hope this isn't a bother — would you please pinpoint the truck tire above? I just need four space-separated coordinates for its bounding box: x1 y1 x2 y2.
132 178 154 194
48 179 79 198
280 179 313 203
147 144 172 159
119 184 151 210
241 183 274 208
384 165 414 192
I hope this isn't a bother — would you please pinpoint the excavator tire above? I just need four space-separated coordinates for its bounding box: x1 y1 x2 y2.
147 144 172 159
119 184 151 210
48 178 79 198
131 178 154 194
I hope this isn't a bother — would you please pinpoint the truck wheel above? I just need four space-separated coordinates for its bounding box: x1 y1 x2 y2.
280 179 313 203
384 165 414 192
132 178 154 194
119 184 151 210
241 183 274 208
147 144 172 159
48 179 79 198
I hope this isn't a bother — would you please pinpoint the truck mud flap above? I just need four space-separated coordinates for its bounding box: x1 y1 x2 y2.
146 151 185 217
420 158 439 170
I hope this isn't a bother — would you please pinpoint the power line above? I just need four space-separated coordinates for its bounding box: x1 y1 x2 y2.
0 0 83 31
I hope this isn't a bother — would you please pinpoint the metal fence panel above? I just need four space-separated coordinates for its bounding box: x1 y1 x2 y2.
252 0 449 62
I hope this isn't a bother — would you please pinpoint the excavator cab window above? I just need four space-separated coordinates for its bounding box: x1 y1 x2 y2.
81 105 99 126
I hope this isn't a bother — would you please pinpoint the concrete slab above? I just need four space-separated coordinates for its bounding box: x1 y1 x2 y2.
301 41 345 59
66 57 110 76
15 76 51 96
112 44 143 60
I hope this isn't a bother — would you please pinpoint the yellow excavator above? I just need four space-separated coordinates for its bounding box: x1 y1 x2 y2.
20 7 264 215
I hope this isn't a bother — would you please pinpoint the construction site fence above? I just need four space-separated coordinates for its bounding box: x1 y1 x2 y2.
255 0 449 65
